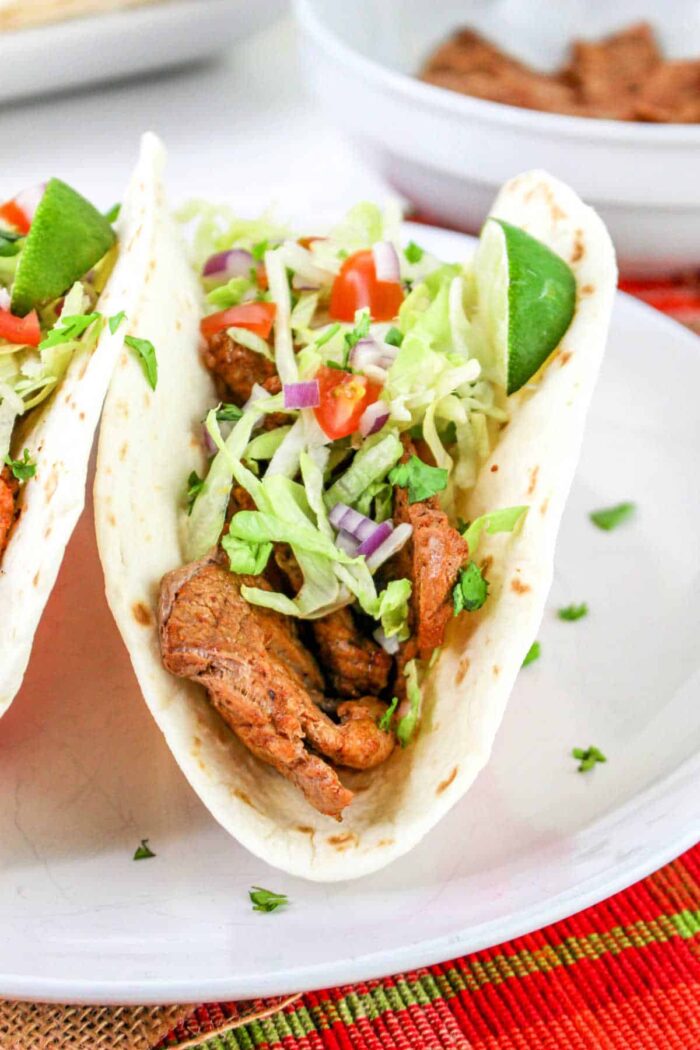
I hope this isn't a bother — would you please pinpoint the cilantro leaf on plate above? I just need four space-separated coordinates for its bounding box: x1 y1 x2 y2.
249 886 288 913
590 502 635 531
522 641 541 667
133 839 155 861
558 603 588 621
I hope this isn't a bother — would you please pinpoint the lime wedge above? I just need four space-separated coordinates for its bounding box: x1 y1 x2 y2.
475 218 576 395
11 178 116 316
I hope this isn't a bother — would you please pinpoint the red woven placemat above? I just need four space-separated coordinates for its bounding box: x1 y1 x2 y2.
154 274 700 1049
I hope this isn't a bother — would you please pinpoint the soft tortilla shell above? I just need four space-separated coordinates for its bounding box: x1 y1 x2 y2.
94 134 616 880
0 141 154 716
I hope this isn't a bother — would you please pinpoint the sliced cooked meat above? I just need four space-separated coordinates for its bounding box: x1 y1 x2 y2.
0 468 18 557
636 60 700 123
273 544 392 698
390 440 469 661
159 557 395 818
311 608 392 698
569 23 660 109
203 331 277 405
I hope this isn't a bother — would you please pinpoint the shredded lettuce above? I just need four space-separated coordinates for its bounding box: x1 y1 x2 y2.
324 431 402 509
264 248 297 383
226 325 273 360
206 277 255 309
176 200 288 270
244 426 291 462
463 505 528 553
220 532 272 575
397 659 422 747
375 578 412 640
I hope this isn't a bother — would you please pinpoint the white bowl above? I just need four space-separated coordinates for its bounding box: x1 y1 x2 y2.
294 0 700 273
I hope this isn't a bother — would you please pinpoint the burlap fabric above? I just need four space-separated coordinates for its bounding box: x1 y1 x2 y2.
0 996 299 1049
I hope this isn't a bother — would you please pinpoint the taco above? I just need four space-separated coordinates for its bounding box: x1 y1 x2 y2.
0 146 156 717
95 133 616 880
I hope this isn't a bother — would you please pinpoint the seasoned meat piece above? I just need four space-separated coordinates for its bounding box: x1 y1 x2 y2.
389 440 469 661
159 558 395 818
569 23 660 109
312 608 392 698
393 486 468 659
636 60 700 123
273 545 392 698
204 331 276 405
0 468 18 557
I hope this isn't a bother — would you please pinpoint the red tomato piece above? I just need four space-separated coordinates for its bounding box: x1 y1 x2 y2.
200 301 276 341
0 200 31 235
329 249 404 323
0 308 41 347
314 365 382 440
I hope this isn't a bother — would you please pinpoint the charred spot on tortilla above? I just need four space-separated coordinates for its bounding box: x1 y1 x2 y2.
436 767 458 795
295 825 315 835
119 442 128 462
527 466 539 496
559 351 573 367
540 498 550 516
456 658 470 685
581 284 595 297
33 570 40 587
492 664 501 676
43 469 58 500
234 789 255 808
511 577 531 595
571 232 585 264
132 601 153 626
490 464 499 473
328 832 358 851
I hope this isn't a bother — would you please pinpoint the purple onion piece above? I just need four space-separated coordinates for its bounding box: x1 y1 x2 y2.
201 423 217 456
350 337 383 372
356 520 393 557
335 529 359 555
372 241 400 283
283 380 320 410
202 248 255 281
359 399 389 437
366 522 413 571
329 503 369 538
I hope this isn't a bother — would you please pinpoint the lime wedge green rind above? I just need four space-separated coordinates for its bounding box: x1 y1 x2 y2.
496 219 576 395
11 178 116 316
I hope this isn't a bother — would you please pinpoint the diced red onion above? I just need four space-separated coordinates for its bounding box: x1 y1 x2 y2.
291 273 321 291
372 241 400 283
283 380 320 409
350 337 397 377
15 183 45 222
329 502 372 539
356 519 393 557
202 249 255 282
359 399 389 437
366 522 413 571
0 288 10 311
373 626 400 655
335 529 359 555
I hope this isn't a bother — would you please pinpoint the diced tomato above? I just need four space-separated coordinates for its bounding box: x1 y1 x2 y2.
200 301 276 341
0 308 41 347
314 365 382 440
329 249 404 323
0 199 31 235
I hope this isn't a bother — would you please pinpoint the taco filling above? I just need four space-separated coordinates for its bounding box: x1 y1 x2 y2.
157 201 576 818
0 179 118 560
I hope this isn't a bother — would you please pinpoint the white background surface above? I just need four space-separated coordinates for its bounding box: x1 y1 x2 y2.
0 14 389 223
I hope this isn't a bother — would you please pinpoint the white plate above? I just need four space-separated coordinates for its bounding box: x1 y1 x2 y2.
0 0 286 104
295 0 700 273
1 224 698 1006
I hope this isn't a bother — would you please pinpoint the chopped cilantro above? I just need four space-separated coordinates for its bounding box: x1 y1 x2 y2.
337 248 348 260
384 326 404 347
404 240 424 264
133 839 155 861
249 886 288 913
125 335 158 390
104 202 121 224
251 240 269 262
590 502 636 531
108 310 126 335
186 471 205 515
216 402 243 423
378 696 399 733
522 641 541 667
389 454 448 504
39 312 102 349
324 360 346 371
572 745 606 772
558 602 588 622
4 448 36 482
315 322 341 349
453 561 489 615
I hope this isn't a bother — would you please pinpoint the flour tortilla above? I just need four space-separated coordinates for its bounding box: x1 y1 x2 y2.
0 1 158 31
0 142 157 718
94 133 616 880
